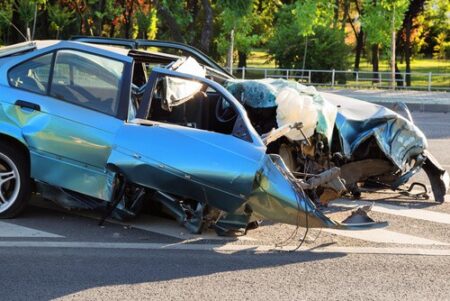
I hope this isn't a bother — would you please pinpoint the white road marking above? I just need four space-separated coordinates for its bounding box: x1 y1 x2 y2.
323 228 448 245
330 199 450 224
0 240 449 256
0 221 63 238
27 196 450 246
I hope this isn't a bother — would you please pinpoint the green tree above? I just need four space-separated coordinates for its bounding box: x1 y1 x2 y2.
433 32 450 59
87 0 122 36
294 0 334 36
293 0 336 71
268 4 350 83
421 0 450 57
155 0 191 43
216 0 259 69
397 0 426 86
48 3 76 38
135 6 158 39
14 0 35 33
361 0 408 81
0 0 14 44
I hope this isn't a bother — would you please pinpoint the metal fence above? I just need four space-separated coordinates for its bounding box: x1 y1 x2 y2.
228 67 450 92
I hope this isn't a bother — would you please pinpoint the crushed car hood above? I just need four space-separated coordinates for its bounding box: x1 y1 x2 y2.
321 92 428 169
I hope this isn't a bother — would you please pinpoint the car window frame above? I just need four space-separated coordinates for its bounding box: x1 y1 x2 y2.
69 36 233 79
7 52 54 96
136 41 232 78
49 49 128 117
136 67 264 146
7 47 132 121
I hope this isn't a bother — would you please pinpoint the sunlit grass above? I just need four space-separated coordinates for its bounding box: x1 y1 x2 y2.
357 57 450 74
244 50 449 88
246 49 275 68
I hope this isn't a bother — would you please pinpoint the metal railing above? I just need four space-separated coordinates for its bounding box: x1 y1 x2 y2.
228 67 450 92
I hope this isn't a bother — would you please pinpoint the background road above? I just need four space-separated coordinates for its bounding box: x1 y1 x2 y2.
1 111 449 301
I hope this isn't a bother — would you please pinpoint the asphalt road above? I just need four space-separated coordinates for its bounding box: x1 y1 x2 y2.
1 111 450 301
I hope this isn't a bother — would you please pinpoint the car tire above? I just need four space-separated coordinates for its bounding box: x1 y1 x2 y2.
278 143 297 172
0 143 31 218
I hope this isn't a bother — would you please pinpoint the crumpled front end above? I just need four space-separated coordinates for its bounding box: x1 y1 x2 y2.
224 79 448 203
323 92 448 201
322 92 428 170
246 154 385 230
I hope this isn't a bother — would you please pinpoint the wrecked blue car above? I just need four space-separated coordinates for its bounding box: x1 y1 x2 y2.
0 40 446 236
0 40 382 235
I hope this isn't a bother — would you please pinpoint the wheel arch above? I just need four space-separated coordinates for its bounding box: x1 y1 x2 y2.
0 132 30 167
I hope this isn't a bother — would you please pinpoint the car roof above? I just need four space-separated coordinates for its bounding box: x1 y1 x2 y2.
71 36 233 78
0 40 132 60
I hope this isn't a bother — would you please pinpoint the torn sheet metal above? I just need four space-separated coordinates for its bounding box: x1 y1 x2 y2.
247 154 384 230
322 92 427 169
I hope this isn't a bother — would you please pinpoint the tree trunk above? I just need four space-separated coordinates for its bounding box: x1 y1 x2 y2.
371 44 379 83
400 0 425 86
109 23 115 37
238 51 247 68
199 0 213 53
123 0 133 39
226 28 234 73
186 0 198 40
404 18 412 86
395 63 404 87
333 0 339 28
95 0 106 36
354 28 364 71
341 0 350 29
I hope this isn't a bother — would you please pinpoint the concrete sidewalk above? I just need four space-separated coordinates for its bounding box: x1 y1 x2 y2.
319 88 450 112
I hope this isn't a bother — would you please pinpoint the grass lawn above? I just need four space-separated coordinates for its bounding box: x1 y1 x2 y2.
242 50 449 89
246 50 276 68
357 57 450 74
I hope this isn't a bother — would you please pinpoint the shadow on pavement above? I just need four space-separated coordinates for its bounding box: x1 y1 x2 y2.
0 244 345 300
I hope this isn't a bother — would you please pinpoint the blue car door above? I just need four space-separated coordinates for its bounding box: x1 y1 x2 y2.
5 49 130 200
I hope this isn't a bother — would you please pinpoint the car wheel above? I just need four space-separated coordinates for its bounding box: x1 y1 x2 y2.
0 143 31 218
279 143 297 172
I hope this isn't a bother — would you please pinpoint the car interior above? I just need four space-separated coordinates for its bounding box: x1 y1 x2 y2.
130 54 238 136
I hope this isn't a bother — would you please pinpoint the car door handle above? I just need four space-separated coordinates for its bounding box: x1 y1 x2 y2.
15 100 41 111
